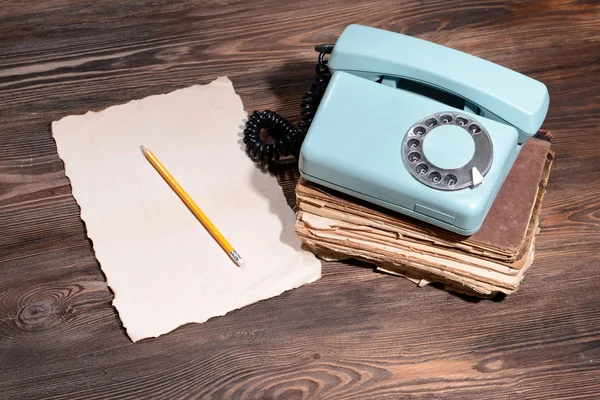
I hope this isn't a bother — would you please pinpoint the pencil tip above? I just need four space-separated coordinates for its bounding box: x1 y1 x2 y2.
140 145 147 154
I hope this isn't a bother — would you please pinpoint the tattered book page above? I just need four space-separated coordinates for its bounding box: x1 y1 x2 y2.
52 77 321 342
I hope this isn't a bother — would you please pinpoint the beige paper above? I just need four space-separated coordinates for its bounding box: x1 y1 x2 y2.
52 77 321 342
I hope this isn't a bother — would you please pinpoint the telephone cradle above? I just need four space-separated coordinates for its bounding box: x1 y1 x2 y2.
244 24 550 236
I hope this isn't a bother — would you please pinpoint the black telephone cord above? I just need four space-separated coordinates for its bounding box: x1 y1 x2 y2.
242 45 334 162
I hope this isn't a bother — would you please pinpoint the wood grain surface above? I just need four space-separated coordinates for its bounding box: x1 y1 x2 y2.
1 0 599 399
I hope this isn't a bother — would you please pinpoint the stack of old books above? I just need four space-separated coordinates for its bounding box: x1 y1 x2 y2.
294 135 554 297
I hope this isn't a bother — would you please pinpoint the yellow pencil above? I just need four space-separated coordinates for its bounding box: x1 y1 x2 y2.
140 145 245 268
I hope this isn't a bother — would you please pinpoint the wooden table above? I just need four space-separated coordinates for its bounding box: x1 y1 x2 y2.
1 1 599 398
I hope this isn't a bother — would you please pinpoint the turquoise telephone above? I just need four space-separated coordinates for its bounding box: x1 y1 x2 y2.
243 24 549 235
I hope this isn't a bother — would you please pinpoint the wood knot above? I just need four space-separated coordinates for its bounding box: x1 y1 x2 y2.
473 358 505 373
12 284 84 332
16 296 64 331
17 301 55 330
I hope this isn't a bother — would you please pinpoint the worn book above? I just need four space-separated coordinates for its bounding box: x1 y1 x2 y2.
295 136 554 297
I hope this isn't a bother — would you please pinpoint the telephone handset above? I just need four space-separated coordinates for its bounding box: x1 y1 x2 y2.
243 24 550 235
324 24 548 143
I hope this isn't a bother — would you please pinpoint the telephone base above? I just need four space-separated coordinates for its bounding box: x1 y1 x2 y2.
298 71 521 236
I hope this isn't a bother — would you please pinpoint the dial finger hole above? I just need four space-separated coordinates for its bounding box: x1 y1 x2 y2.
416 164 428 175
440 114 453 123
408 152 421 162
425 118 438 127
468 124 481 134
407 138 420 149
413 126 426 135
429 171 442 183
444 174 457 186
456 117 468 126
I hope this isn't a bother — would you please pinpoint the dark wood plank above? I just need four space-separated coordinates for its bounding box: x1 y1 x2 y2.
1 0 599 398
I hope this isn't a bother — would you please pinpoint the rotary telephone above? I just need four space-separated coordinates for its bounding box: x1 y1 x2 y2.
243 24 549 235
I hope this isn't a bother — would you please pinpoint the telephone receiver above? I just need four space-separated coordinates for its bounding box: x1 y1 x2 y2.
323 24 548 142
295 24 550 235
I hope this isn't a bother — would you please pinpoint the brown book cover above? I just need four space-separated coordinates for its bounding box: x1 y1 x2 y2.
296 137 552 262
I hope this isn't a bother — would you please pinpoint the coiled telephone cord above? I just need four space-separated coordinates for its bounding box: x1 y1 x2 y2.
242 45 334 162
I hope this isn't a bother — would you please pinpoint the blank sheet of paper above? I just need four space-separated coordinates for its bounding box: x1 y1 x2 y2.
52 77 322 342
